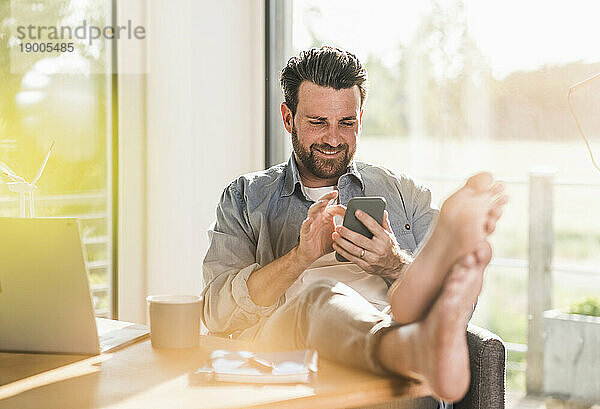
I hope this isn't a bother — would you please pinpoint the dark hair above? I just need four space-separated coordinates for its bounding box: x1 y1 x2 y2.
280 46 368 117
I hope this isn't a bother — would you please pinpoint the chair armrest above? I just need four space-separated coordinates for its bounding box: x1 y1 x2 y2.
454 324 506 409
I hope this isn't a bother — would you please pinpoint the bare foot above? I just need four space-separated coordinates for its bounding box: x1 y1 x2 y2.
379 241 492 402
417 241 490 401
389 173 505 324
438 172 507 258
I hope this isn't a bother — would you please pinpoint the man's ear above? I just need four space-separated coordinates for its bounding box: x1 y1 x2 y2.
281 102 294 134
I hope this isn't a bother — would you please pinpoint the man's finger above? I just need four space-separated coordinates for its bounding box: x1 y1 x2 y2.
333 242 370 270
316 190 338 203
307 199 331 217
332 231 370 258
355 209 386 237
382 210 393 233
309 199 330 209
335 225 373 250
325 204 346 218
301 217 312 233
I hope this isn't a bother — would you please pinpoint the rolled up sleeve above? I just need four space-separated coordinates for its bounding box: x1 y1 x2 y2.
201 182 282 336
230 263 282 316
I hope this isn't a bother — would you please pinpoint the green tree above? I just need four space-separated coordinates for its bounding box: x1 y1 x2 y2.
407 0 490 140
362 51 409 137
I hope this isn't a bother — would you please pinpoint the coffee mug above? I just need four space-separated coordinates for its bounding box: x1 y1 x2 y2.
146 295 202 348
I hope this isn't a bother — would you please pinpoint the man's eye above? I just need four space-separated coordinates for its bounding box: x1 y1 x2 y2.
309 120 326 125
341 121 355 126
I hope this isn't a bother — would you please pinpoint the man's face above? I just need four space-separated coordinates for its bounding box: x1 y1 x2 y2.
284 81 363 184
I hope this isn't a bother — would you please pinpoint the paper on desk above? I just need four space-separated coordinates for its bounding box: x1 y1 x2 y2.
191 349 318 384
96 318 150 353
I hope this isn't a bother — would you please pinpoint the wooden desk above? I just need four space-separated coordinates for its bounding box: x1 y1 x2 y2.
0 336 431 409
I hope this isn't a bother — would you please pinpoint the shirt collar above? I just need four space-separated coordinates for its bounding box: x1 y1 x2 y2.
281 154 364 197
344 160 365 190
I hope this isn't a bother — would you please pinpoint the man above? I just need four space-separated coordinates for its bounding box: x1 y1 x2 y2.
201 46 505 404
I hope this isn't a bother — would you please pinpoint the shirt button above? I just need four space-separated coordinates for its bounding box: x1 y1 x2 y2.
405 223 411 230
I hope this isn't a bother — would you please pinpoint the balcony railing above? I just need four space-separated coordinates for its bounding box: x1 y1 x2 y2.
420 172 600 394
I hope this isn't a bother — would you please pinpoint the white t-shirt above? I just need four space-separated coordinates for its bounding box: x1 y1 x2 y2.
300 184 343 225
287 185 389 310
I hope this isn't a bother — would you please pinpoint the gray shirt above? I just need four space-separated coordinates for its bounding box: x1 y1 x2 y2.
201 154 438 337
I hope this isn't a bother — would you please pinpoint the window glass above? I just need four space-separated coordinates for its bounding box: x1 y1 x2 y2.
0 0 113 316
293 0 600 393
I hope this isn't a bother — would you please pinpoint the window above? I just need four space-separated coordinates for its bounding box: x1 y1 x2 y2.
0 0 116 317
272 0 600 394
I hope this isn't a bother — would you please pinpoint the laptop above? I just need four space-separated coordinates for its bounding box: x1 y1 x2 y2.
0 217 148 355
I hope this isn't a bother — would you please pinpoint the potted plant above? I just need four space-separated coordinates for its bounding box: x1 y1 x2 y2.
543 297 600 402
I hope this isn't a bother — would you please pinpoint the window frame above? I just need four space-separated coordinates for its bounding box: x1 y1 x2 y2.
109 0 119 319
265 0 293 168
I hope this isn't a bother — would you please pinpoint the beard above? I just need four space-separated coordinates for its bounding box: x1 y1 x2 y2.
291 124 356 180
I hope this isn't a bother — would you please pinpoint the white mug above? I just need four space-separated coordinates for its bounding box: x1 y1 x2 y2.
146 295 202 348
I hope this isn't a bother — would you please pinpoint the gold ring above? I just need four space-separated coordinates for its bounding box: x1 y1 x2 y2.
360 249 365 258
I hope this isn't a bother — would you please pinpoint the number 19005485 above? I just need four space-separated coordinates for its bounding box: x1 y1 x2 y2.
19 42 74 53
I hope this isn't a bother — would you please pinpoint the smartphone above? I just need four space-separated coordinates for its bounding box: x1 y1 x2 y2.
335 196 387 262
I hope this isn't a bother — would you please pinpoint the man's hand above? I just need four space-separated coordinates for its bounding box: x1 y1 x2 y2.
248 190 343 307
296 191 345 266
332 210 413 280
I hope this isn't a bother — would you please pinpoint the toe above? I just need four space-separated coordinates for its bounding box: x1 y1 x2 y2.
490 182 505 196
489 205 504 221
465 172 493 192
475 241 492 265
491 193 509 209
461 252 477 267
485 218 497 234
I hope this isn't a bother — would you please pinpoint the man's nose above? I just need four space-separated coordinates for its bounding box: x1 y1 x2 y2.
324 123 342 146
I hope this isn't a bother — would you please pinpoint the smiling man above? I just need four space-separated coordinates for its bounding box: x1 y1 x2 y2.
289 82 360 186
201 46 504 406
